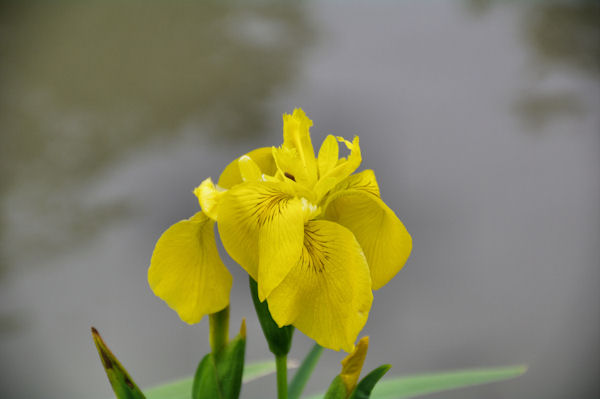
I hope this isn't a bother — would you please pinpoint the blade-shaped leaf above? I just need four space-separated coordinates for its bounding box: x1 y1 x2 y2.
305 365 526 399
349 365 391 399
243 360 281 383
370 365 527 399
91 327 146 399
289 344 323 399
144 360 279 399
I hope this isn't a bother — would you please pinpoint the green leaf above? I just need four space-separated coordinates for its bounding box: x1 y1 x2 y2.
144 360 279 399
192 354 222 399
348 365 391 399
249 276 294 356
369 365 527 399
144 379 192 399
323 375 347 399
304 365 526 399
91 327 146 399
242 360 281 382
288 344 324 399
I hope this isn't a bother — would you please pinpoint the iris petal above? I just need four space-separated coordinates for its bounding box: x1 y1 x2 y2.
314 136 362 201
218 147 277 189
217 181 305 298
340 336 369 393
238 155 263 182
272 145 311 186
317 135 339 178
266 220 373 352
324 171 412 290
282 108 318 185
193 178 224 221
148 212 232 324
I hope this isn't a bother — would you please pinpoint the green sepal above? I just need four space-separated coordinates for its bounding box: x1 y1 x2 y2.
348 365 391 399
91 327 146 399
288 344 323 399
192 320 247 399
249 276 294 356
323 375 347 399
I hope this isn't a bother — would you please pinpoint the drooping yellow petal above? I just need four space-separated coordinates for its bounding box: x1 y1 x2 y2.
257 197 308 301
281 108 318 185
217 182 305 296
327 169 380 199
218 147 277 189
148 212 232 324
266 220 373 352
340 336 369 394
314 136 362 201
193 178 225 221
324 174 411 290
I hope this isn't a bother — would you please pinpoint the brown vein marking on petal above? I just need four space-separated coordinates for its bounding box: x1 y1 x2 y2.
246 189 291 228
301 225 330 273
335 175 379 198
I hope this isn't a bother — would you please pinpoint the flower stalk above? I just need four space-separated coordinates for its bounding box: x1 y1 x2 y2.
208 306 229 358
275 354 288 399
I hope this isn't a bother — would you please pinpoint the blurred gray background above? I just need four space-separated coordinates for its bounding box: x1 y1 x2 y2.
0 2 598 398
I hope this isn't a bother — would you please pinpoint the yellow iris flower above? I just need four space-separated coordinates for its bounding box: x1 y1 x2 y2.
148 109 412 351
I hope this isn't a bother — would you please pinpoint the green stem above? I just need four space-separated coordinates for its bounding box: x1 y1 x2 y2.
209 306 229 358
275 354 288 399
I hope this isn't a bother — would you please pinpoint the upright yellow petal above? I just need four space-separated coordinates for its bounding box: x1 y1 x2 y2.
282 108 318 185
272 145 311 187
314 136 362 201
340 336 369 394
217 181 305 297
318 134 339 178
148 212 232 324
324 174 411 290
238 155 263 182
266 220 373 352
218 147 277 189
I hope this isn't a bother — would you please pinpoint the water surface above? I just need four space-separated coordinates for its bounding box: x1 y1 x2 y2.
0 2 598 398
